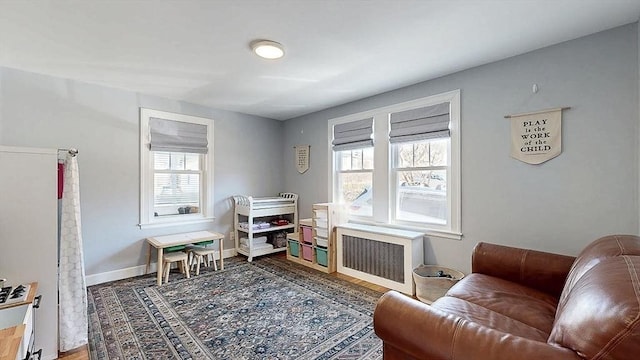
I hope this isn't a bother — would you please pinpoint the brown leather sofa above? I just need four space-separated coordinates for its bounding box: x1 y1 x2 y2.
373 235 640 359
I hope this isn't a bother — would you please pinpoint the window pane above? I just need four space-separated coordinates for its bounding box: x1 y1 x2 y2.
352 149 363 170
413 143 430 167
395 140 449 168
339 148 374 171
396 170 446 224
170 153 185 170
362 147 374 169
396 143 414 168
338 172 373 217
153 173 200 216
185 153 200 170
154 152 171 170
155 151 202 171
429 139 448 166
340 151 352 171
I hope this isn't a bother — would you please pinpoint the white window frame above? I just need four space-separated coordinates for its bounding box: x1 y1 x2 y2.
139 108 215 229
328 89 461 239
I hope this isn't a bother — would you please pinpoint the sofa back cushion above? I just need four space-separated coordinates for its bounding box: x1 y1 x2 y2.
558 235 640 302
549 235 640 358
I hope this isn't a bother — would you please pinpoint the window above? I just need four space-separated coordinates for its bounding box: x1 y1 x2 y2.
329 90 460 238
337 147 374 216
153 152 201 216
393 139 448 225
139 108 214 228
331 117 375 217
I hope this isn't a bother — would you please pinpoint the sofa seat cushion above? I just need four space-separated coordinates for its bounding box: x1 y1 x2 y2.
432 273 560 339
431 297 549 342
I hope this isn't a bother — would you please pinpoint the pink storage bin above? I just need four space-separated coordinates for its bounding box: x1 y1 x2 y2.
301 225 313 244
301 243 313 261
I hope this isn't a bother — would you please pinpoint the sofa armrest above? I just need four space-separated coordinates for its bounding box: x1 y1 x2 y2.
373 291 581 360
471 242 575 297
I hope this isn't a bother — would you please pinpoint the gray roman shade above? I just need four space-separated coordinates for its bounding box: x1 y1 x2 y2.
389 102 450 143
149 117 208 154
332 118 374 151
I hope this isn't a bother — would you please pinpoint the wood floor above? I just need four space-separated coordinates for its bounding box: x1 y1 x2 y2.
59 258 389 360
58 346 88 360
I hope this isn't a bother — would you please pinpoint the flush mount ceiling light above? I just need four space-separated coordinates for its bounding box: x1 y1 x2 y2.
251 40 285 59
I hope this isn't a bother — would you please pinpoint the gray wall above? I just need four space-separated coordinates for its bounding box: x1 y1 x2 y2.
0 67 285 275
283 24 640 273
1 23 637 278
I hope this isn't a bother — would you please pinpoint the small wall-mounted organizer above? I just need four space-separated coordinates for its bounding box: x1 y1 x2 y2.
286 203 346 273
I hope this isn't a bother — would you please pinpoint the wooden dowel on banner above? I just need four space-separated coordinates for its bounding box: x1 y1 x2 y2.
504 106 571 119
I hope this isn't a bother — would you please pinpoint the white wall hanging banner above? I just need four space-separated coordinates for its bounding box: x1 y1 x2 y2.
294 144 310 174
506 107 569 165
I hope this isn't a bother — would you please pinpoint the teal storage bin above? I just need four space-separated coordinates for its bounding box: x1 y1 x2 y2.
288 239 300 257
193 240 214 246
165 245 186 252
316 247 328 267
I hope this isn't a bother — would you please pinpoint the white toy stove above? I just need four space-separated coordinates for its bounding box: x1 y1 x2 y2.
0 283 30 309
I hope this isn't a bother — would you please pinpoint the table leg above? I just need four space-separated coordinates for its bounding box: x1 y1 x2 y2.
219 238 224 270
156 247 164 286
145 243 153 274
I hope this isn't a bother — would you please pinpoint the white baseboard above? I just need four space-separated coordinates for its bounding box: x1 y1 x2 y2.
86 248 237 286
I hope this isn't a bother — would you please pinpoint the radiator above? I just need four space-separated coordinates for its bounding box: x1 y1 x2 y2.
336 223 424 295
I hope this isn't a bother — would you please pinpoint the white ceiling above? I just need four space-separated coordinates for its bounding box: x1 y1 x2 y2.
1 0 639 120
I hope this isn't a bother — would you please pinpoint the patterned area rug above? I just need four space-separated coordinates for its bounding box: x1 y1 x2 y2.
88 255 383 359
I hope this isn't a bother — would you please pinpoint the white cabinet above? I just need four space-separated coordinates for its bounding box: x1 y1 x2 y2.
0 146 58 359
233 193 298 262
0 304 32 360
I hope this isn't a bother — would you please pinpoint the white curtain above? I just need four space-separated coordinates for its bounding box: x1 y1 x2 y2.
58 154 88 351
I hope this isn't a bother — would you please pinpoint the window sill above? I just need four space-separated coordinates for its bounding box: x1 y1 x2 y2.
347 219 462 240
423 229 463 240
138 217 214 230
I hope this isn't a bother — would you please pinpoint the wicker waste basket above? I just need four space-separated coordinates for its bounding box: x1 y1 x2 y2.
413 265 465 304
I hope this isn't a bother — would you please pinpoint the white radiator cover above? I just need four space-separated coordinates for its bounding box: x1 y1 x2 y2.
336 223 424 295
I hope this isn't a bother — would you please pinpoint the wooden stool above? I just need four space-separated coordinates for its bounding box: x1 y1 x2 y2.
162 251 190 283
188 247 218 275
186 240 214 266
